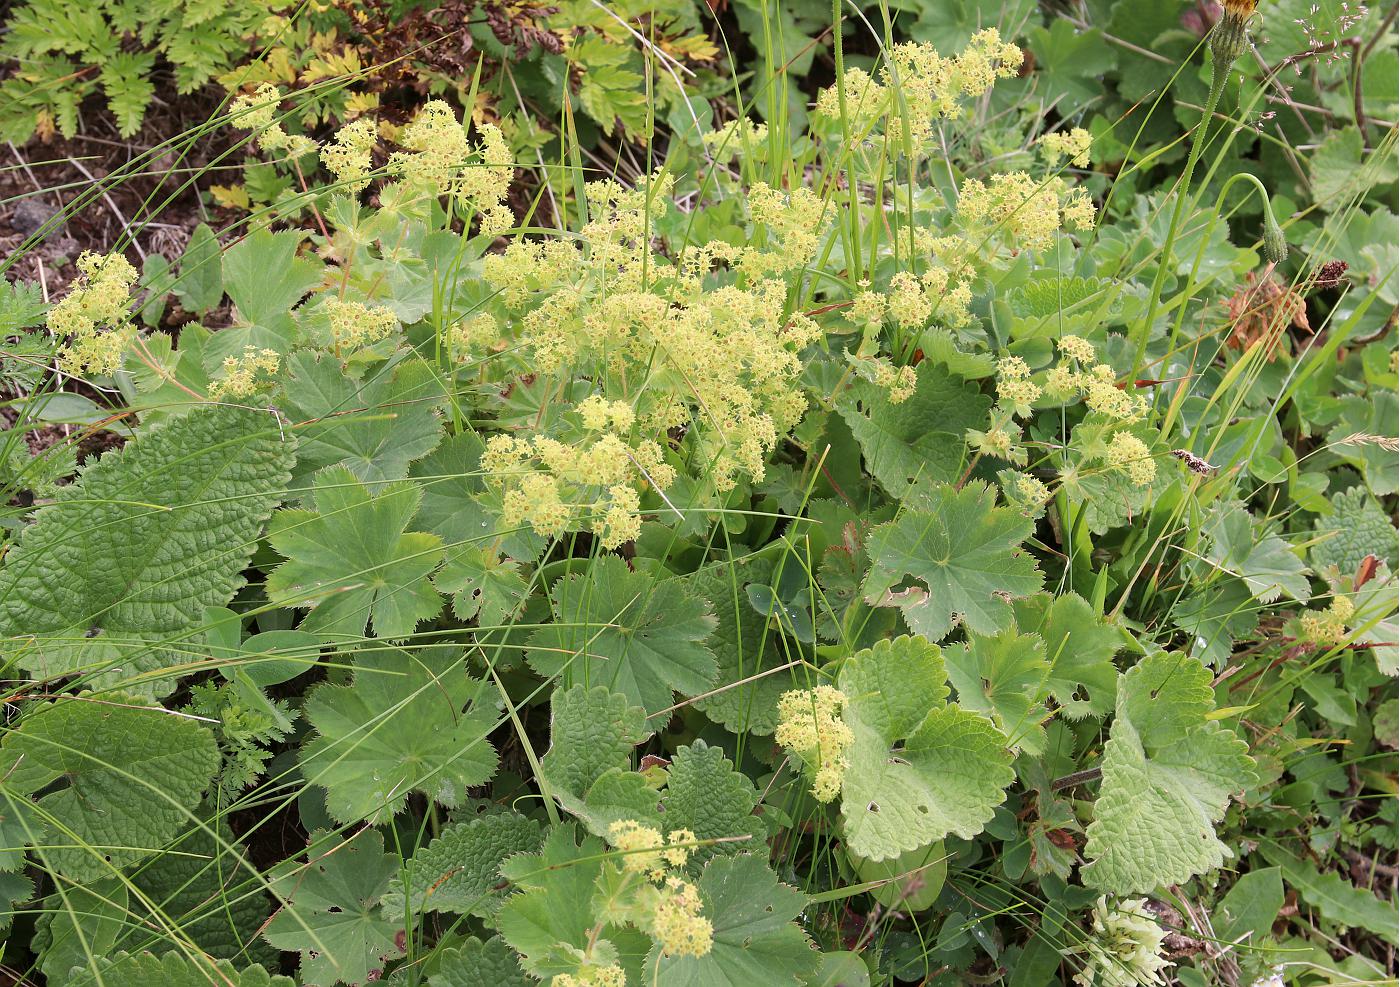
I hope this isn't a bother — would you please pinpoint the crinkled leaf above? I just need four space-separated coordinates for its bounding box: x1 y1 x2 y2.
299 645 498 824
838 636 1015 861
651 854 818 986
1311 486 1399 574
0 694 218 881
67 951 293 987
264 829 403 987
427 937 532 987
528 557 717 720
387 811 542 919
267 466 444 641
837 362 988 497
660 741 764 862
1083 652 1257 893
864 482 1042 642
0 406 295 695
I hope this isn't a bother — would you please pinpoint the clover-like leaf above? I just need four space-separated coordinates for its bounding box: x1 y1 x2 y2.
299 645 499 824
282 353 446 488
266 466 444 641
945 628 1050 752
1082 652 1258 894
0 406 295 695
1202 502 1310 604
264 829 403 987
1014 592 1122 719
651 854 819 986
527 557 717 719
838 361 989 496
496 824 618 979
863 481 1042 642
0 694 218 881
837 636 1015 862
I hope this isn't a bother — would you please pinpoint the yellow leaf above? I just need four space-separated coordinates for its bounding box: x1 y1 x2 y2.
210 184 252 210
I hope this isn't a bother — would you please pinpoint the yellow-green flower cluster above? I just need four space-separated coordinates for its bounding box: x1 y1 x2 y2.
996 356 1041 417
854 268 973 333
1068 896 1172 987
1057 334 1097 363
1298 594 1355 644
954 173 1095 251
324 298 399 352
651 876 713 958
1079 364 1148 421
742 182 829 276
552 965 626 987
230 84 316 158
815 30 1023 145
1039 127 1093 168
483 417 673 550
321 118 378 193
602 821 714 961
209 346 280 400
446 313 500 361
390 100 514 234
872 359 918 404
1001 470 1050 516
775 685 853 803
46 251 138 375
1103 432 1156 487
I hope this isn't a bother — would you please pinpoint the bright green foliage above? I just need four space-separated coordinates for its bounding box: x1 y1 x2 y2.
265 829 403 986
541 684 650 805
1171 578 1261 668
0 406 294 694
436 547 529 625
174 223 224 317
1083 652 1257 894
266 467 445 641
651 854 819 986
1013 592 1121 719
0 694 218 881
298 645 499 824
1260 845 1400 945
528 557 718 718
426 937 533 987
838 362 990 495
1202 502 1311 604
220 229 325 348
31 878 129 981
945 628 1050 752
864 482 1043 641
0 0 278 140
496 824 615 979
387 812 543 919
837 636 1015 861
281 355 447 488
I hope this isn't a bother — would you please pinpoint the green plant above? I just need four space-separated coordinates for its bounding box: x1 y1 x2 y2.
0 3 1396 986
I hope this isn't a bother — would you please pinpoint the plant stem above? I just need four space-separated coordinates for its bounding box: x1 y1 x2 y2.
1130 49 1231 375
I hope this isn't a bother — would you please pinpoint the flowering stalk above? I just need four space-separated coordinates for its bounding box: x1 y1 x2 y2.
1131 0 1258 373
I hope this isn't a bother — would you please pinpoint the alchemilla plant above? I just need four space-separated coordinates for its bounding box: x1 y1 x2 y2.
0 0 1396 984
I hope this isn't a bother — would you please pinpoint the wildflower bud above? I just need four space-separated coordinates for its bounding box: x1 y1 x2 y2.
1262 210 1288 265
1209 0 1256 68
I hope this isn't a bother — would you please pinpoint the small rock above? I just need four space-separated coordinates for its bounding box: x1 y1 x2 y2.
9 198 63 237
